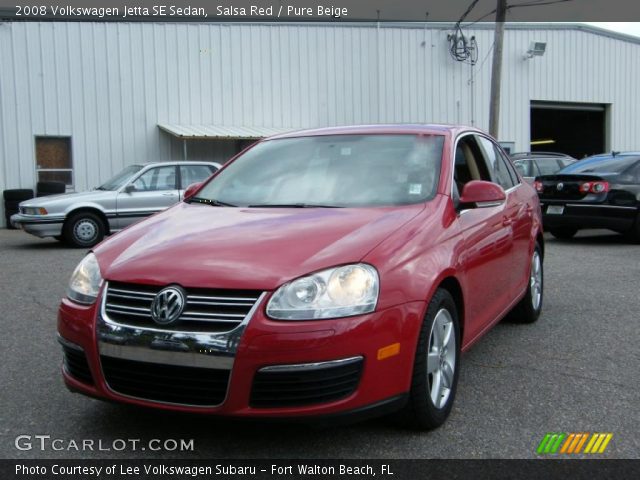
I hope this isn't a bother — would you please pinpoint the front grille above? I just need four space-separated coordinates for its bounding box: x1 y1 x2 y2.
104 281 262 333
250 358 363 408
101 356 230 406
62 345 94 385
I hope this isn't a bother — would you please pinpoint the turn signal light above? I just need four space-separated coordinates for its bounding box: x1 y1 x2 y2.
579 181 609 194
377 343 401 360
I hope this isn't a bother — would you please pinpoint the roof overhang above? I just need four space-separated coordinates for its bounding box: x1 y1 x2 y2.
158 124 293 140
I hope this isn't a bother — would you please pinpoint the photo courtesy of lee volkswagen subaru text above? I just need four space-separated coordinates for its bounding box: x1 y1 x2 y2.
58 125 544 429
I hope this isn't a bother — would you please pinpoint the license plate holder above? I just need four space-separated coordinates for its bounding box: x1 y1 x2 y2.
547 205 564 215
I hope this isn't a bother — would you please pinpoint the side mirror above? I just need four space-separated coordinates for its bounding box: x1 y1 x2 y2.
183 182 203 200
459 180 506 208
124 184 135 194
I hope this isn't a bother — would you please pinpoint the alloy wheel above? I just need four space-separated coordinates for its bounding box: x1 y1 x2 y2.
530 250 542 311
427 308 457 409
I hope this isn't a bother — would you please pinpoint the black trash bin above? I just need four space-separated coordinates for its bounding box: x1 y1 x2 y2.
36 181 66 197
3 188 35 229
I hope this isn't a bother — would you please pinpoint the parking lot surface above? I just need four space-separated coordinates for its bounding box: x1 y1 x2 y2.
1 229 638 459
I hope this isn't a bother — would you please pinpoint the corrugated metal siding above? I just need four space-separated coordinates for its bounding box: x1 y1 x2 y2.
1 22 640 225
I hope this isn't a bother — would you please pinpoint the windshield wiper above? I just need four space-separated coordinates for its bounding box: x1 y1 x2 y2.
248 203 343 208
187 196 237 207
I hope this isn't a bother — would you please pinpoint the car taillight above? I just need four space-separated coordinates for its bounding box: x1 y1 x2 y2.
533 181 544 193
579 181 609 194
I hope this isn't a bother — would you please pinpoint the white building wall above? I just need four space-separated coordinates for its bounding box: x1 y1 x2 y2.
1 22 640 224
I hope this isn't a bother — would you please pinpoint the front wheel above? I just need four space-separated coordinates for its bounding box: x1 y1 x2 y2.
63 212 105 248
624 214 640 243
397 289 460 430
509 244 543 323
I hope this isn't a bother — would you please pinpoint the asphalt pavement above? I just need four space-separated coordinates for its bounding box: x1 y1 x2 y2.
1 229 638 459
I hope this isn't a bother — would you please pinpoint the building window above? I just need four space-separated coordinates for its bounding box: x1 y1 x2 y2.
35 136 73 188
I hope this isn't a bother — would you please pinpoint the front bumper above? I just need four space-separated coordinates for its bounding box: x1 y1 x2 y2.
10 213 64 238
57 289 425 418
541 202 637 232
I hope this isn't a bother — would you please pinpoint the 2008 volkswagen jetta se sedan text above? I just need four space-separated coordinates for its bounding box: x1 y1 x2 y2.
58 125 544 429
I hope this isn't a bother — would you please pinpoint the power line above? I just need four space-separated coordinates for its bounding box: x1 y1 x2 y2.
458 0 481 23
449 0 481 65
508 0 573 8
463 0 574 26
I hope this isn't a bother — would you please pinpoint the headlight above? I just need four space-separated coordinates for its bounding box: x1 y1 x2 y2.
24 207 47 215
266 264 379 320
67 253 103 305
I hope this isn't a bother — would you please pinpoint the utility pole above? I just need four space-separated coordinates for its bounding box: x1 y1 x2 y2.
488 0 507 138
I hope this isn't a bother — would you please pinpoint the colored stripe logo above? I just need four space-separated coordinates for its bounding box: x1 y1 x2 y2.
537 433 613 454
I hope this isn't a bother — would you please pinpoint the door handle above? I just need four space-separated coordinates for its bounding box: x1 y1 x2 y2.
502 216 513 227
162 192 177 197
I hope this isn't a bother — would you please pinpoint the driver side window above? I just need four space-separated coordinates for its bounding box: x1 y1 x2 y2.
132 166 177 191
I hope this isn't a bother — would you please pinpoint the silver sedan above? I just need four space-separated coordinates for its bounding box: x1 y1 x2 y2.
10 161 220 247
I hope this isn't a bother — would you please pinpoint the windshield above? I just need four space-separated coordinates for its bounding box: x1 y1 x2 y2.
561 156 640 174
99 165 143 190
195 134 444 207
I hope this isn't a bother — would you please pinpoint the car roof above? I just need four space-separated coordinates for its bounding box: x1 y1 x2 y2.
511 152 574 159
583 151 640 159
265 124 482 140
513 156 576 162
560 153 640 172
138 161 219 167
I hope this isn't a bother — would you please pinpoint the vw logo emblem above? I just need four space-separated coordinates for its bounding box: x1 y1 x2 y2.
557 182 564 191
150 286 186 326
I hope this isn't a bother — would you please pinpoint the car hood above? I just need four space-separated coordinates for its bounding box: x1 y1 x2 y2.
21 189 115 207
95 201 425 290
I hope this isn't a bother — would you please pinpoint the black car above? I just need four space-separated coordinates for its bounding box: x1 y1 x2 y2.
535 154 640 240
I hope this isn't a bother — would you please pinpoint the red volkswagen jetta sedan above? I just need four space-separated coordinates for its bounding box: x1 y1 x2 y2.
58 125 544 429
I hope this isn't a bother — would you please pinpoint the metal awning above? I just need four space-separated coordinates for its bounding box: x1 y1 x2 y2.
158 124 293 140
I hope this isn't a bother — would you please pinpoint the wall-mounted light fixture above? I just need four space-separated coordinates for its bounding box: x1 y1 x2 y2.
525 42 547 60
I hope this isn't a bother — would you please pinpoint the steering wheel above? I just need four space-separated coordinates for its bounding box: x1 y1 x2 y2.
134 178 148 191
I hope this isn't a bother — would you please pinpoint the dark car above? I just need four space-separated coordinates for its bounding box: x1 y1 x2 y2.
510 152 576 184
535 154 640 240
559 151 640 174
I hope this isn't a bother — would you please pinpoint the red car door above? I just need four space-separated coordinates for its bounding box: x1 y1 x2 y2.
454 134 516 343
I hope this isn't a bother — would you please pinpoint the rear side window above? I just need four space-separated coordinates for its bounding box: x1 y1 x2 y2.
477 137 515 189
180 165 215 189
495 146 520 185
627 161 640 181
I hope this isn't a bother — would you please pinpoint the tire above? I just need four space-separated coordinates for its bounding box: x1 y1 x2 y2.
62 212 105 248
624 214 640 243
509 244 544 324
3 189 34 201
549 227 577 240
397 288 461 430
